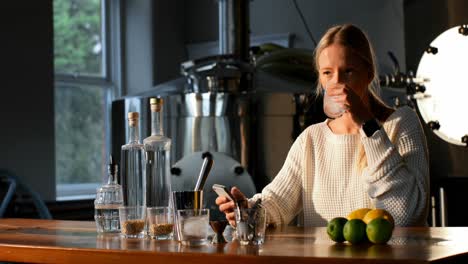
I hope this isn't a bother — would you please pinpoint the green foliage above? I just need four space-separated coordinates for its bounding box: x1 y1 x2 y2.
53 0 102 76
54 0 107 184
55 84 106 184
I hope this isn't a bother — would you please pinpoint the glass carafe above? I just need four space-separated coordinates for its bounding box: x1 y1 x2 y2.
94 156 123 233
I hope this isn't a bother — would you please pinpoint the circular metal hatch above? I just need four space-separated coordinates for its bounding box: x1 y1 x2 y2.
415 25 468 146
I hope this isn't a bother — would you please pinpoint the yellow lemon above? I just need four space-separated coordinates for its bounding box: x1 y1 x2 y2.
362 208 395 227
347 208 372 220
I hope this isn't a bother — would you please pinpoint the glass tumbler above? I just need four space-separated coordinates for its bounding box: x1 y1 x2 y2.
147 207 174 240
323 80 348 119
323 89 347 118
235 206 267 245
176 209 210 246
119 206 146 238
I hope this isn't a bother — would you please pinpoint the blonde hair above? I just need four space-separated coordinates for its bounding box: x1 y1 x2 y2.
314 24 394 170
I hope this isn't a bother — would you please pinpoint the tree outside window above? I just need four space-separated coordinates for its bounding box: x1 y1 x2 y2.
54 0 110 192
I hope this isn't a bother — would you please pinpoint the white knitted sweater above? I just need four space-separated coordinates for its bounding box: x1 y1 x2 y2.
251 106 429 227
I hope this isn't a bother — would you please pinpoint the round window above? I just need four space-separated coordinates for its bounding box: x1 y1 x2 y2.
415 25 468 146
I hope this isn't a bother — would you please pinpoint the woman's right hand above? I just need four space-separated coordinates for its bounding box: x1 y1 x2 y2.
324 81 373 124
215 186 247 227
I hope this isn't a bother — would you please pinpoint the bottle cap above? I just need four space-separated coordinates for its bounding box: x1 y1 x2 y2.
150 97 163 112
150 97 163 105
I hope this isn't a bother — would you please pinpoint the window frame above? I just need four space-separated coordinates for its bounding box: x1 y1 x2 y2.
54 0 123 201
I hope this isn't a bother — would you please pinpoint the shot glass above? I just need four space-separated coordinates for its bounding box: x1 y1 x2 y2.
235 206 267 245
176 209 210 246
147 207 174 240
119 206 146 238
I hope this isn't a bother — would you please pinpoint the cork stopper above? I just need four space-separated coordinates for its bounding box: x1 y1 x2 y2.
150 97 163 112
128 112 139 126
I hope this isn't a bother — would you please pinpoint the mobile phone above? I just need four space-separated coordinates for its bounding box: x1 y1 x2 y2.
212 184 235 201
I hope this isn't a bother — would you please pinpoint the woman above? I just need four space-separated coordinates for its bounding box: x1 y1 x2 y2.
216 24 429 227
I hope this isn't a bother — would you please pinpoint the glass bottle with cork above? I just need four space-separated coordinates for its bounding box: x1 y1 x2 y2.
143 97 172 208
120 112 146 207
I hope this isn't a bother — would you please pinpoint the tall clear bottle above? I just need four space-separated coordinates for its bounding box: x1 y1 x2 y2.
143 97 172 207
121 112 146 207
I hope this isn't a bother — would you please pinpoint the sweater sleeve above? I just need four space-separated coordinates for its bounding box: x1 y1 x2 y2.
361 107 429 226
249 131 306 226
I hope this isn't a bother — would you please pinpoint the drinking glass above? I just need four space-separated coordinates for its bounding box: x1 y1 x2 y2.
119 206 146 238
171 190 204 241
323 81 347 118
176 209 210 246
235 206 267 245
147 207 174 240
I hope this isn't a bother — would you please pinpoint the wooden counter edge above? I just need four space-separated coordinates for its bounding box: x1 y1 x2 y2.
0 243 436 264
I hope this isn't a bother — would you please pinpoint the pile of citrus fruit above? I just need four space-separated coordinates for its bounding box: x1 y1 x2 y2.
326 208 394 244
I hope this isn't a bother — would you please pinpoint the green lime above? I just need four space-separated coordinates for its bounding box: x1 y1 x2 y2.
366 218 393 244
343 219 367 244
327 217 348 243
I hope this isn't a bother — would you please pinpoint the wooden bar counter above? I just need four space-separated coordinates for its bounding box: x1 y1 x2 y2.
0 218 467 263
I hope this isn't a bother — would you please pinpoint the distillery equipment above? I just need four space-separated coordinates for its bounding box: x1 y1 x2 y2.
111 0 324 221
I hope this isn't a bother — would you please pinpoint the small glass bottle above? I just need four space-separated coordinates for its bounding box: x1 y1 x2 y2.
94 156 123 233
121 112 146 207
143 97 172 207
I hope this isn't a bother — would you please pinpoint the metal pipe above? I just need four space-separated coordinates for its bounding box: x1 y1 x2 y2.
218 0 250 62
439 187 447 227
218 0 227 54
430 196 436 227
